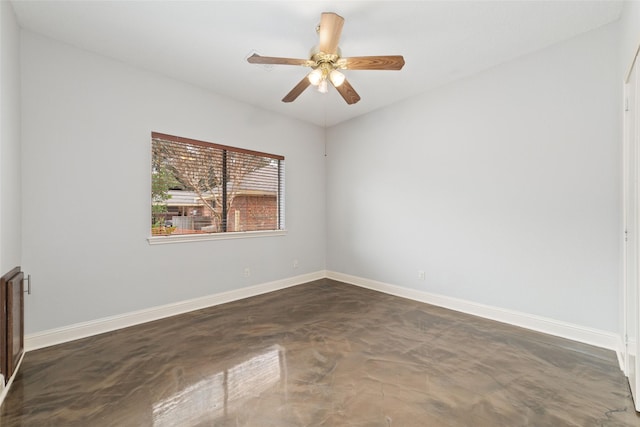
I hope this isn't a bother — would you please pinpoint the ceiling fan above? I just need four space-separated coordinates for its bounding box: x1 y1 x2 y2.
247 12 405 105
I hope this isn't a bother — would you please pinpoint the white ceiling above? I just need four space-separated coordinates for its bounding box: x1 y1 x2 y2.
10 0 624 127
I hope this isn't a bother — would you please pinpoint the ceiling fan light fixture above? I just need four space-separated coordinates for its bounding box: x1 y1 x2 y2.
308 68 323 86
247 12 404 105
329 69 345 87
318 79 329 94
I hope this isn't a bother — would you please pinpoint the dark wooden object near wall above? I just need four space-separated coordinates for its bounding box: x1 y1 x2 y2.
0 267 24 383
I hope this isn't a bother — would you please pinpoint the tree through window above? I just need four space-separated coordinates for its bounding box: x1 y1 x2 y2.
151 132 284 236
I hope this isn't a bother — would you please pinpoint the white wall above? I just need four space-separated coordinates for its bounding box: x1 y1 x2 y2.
326 22 621 332
621 0 640 79
619 0 640 359
21 32 326 334
0 0 22 275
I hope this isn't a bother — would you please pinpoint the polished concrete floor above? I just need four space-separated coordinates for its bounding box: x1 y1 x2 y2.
0 279 638 426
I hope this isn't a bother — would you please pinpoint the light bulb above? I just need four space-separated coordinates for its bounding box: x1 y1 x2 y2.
308 68 323 86
318 79 328 94
329 69 345 87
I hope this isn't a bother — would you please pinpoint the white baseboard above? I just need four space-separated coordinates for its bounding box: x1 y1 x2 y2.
25 270 623 361
327 271 621 353
617 348 625 373
25 271 325 351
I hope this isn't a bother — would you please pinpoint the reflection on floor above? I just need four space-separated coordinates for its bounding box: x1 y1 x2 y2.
153 345 283 426
0 279 638 426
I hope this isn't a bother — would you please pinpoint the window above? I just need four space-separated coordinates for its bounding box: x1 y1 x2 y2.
151 132 284 240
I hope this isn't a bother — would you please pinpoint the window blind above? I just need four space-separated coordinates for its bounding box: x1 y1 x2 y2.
151 132 284 236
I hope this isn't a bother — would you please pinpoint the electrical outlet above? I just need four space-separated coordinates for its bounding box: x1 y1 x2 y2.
418 270 426 280
244 268 251 277
293 259 299 269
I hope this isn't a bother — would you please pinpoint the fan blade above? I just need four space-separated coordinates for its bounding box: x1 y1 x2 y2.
282 75 312 103
334 78 361 105
318 12 344 55
338 56 405 70
247 53 311 67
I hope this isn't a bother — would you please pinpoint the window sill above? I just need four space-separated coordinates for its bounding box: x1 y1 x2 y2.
147 230 287 245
